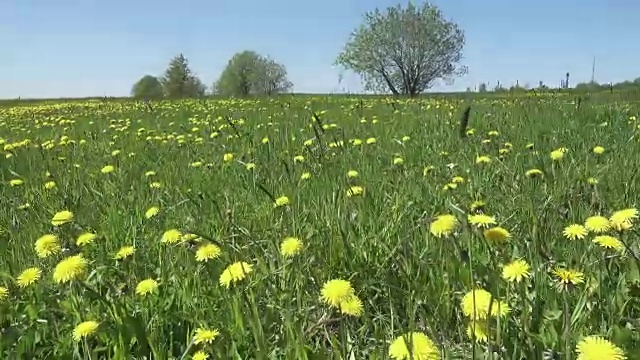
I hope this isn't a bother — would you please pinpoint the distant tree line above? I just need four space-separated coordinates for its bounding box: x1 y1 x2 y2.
131 51 293 99
470 78 640 94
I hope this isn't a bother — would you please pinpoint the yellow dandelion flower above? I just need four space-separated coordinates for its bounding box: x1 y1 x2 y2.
0 286 8 300
340 294 364 317
563 224 587 240
451 176 465 183
502 259 531 283
145 206 159 219
114 245 135 260
223 153 233 162
393 157 404 165
422 166 435 176
461 289 509 319
470 200 486 212
584 216 610 233
161 229 182 244
321 279 354 308
346 186 364 197
150 182 162 188
280 237 303 258
245 163 256 170
44 181 56 189
347 170 359 178
136 278 159 296
550 149 565 160
466 320 489 343
553 267 584 285
51 210 73 226
274 196 290 207
525 169 543 177
9 179 24 186
145 171 156 177
53 255 88 284
430 214 458 238
300 172 312 180
35 234 61 258
193 328 220 345
576 335 626 360
195 243 222 262
192 351 209 360
593 235 624 252
483 227 510 243
389 332 439 360
219 261 253 288
72 321 99 342
610 208 638 226
592 146 605 154
366 137 376 144
475 155 491 164
101 165 115 174
468 214 497 228
16 267 42 288
76 232 97 246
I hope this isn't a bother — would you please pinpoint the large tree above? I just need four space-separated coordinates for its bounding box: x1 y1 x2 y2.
131 75 164 99
336 3 466 97
161 54 206 98
213 51 292 97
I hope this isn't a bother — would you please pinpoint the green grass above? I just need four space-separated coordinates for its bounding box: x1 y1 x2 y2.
1 95 639 359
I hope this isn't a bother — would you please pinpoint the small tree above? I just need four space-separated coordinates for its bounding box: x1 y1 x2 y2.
215 51 292 97
336 2 466 97
131 75 164 99
161 54 205 98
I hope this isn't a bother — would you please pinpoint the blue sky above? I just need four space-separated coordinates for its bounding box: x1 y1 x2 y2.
1 0 638 98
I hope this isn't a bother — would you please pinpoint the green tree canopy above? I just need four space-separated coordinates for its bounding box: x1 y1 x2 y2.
336 2 466 97
131 75 164 99
161 54 206 98
213 51 292 97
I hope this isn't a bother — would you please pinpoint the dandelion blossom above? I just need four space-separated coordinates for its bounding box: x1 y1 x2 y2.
101 165 115 174
553 268 584 285
145 206 159 219
483 227 510 243
35 234 61 258
72 321 99 342
274 196 290 207
389 332 439 360
16 267 42 288
136 278 159 296
466 320 489 343
347 170 359 178
468 214 497 228
461 289 509 319
320 279 354 308
114 245 135 260
76 232 96 246
193 328 220 345
340 294 364 317
0 286 8 300
502 259 531 283
346 186 364 197
593 235 624 252
192 351 209 360
584 216 610 233
9 179 24 186
51 210 73 226
53 255 88 284
576 335 626 360
161 229 182 244
219 261 253 288
195 243 222 262
592 146 605 154
525 169 543 177
280 237 303 258
429 215 458 238
563 224 587 240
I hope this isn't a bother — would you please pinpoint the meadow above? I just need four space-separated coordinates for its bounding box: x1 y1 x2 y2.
0 94 639 359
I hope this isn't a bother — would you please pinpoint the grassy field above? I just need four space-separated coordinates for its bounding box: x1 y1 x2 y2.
1 94 639 359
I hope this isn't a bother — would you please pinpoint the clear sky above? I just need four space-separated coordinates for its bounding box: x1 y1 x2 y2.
1 0 638 98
